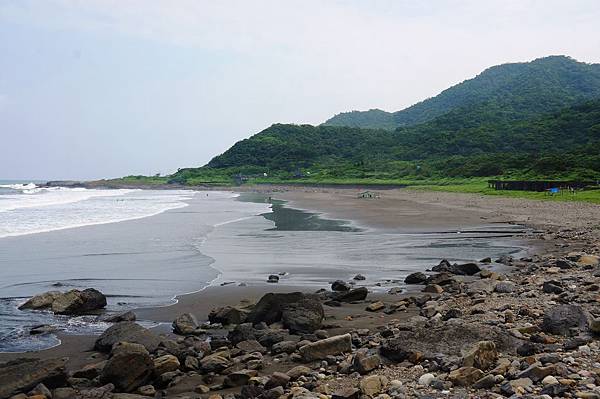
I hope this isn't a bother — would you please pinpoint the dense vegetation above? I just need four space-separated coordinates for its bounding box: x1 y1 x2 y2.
323 56 600 130
169 99 600 184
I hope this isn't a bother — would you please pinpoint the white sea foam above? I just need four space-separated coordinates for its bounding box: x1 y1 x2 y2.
0 185 195 238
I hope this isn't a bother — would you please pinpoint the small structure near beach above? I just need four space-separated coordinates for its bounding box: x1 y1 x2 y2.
357 190 379 199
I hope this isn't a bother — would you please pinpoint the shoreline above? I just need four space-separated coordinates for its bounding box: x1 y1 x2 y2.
2 186 599 398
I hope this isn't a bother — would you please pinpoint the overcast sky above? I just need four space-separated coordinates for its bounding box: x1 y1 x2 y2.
1 0 599 180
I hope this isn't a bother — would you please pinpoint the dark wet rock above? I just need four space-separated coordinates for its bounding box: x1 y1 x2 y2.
228 323 258 345
208 306 249 325
426 272 457 286
281 298 324 334
240 385 266 399
247 292 309 325
556 258 576 269
480 257 492 263
432 260 481 276
103 311 136 323
442 308 463 321
172 313 200 335
224 369 258 387
29 324 57 335
404 272 427 285
95 322 161 353
517 342 539 356
100 343 154 392
353 274 366 281
298 333 352 361
331 280 350 291
0 357 67 399
267 275 279 283
271 340 297 354
332 287 368 302
543 280 564 294
18 291 62 310
541 304 590 336
236 340 267 354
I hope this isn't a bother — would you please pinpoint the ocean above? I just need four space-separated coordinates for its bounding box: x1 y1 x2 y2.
0 182 527 352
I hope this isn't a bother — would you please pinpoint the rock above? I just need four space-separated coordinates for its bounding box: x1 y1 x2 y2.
543 281 564 294
298 333 352 361
224 369 258 387
281 298 324 333
422 284 443 294
353 274 366 281
542 375 559 385
264 372 291 389
208 306 249 325
100 343 154 392
462 341 497 371
578 255 600 266
501 377 532 395
404 272 427 284
72 361 106 379
541 305 590 335
153 355 180 376
432 260 481 276
236 340 267 354
172 313 200 335
50 289 107 315
480 257 492 263
589 318 600 335
271 340 297 354
104 311 136 323
52 387 77 399
247 292 312 324
267 275 279 283
473 374 496 389
0 358 67 399
359 375 387 396
517 364 556 382
137 385 156 396
18 291 62 310
332 287 368 302
426 272 457 286
448 367 484 386
286 365 312 380
29 324 57 335
95 322 161 353
442 308 462 321
418 373 436 386
366 301 385 312
332 387 360 399
494 281 516 293
200 352 232 372
354 352 380 374
331 280 351 291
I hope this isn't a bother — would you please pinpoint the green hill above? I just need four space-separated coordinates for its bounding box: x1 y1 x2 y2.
323 56 600 130
171 99 600 184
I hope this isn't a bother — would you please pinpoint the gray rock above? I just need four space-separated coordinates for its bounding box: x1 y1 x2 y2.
95 322 161 353
281 298 324 333
51 289 107 315
332 287 368 302
298 333 352 361
208 306 249 325
331 280 351 291
18 291 62 310
541 305 590 336
404 272 427 284
103 311 136 323
494 281 516 293
247 292 315 325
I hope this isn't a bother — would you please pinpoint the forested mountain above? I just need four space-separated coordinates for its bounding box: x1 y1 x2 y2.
323 56 600 130
171 99 600 183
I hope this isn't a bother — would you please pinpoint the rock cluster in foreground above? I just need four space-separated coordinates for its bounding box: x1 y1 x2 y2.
4 229 600 399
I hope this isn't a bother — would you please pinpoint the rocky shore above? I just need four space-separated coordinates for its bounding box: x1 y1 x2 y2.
2 222 600 399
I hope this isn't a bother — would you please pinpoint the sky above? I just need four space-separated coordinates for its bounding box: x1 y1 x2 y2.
1 1 599 180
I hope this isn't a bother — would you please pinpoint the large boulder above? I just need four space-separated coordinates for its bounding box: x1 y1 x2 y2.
404 272 427 285
432 260 481 276
281 298 324 333
95 322 161 353
208 306 249 325
247 292 314 325
0 357 67 399
541 305 590 336
298 333 352 361
51 289 107 315
331 280 351 291
172 313 200 335
332 287 368 302
100 342 154 392
18 291 62 310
